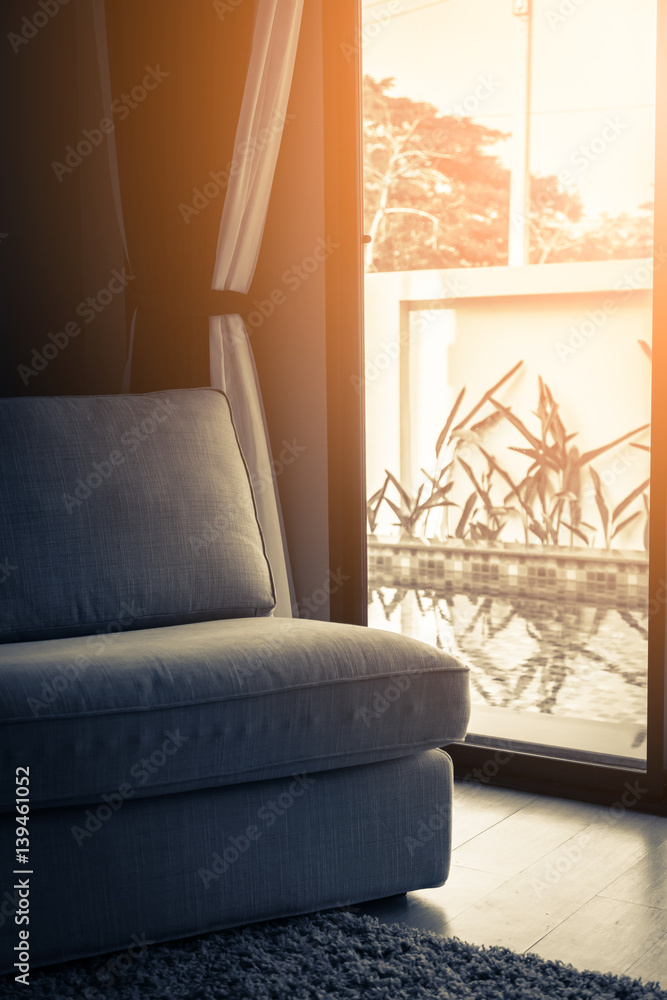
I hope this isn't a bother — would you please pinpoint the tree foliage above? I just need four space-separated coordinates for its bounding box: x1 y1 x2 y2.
363 76 653 272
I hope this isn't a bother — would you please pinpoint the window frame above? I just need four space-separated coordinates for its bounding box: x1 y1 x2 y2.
323 0 667 811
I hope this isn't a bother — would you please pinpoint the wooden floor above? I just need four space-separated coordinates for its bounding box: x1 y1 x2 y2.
357 780 667 987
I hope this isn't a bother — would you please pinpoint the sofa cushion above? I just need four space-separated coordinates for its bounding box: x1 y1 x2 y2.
0 389 275 643
0 618 470 810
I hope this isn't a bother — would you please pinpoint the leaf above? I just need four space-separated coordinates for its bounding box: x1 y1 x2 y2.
469 410 505 435
384 497 412 531
420 495 458 511
457 457 492 511
578 424 651 467
420 472 455 498
611 510 642 540
421 464 453 488
507 446 561 473
368 484 385 506
435 386 466 457
528 521 548 543
535 465 549 513
384 470 412 509
561 521 589 544
638 339 652 362
489 398 543 451
453 361 524 433
590 466 609 543
455 492 477 538
612 478 650 523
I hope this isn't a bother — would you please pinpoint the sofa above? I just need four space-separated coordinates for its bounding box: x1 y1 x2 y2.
0 388 470 974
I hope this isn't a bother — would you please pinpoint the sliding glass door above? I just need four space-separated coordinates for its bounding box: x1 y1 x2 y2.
361 0 664 783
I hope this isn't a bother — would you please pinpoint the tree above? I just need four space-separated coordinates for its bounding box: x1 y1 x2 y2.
364 75 513 271
364 76 652 271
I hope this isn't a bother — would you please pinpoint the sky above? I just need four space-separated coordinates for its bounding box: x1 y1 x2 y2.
361 0 657 219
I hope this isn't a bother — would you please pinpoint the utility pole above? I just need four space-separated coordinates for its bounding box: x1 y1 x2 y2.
509 0 533 266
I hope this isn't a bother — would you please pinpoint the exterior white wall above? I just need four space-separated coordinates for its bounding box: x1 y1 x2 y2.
365 259 653 549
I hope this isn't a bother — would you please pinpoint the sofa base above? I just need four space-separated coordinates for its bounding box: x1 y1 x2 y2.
0 750 454 973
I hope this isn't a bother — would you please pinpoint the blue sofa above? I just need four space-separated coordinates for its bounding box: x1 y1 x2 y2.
0 388 470 973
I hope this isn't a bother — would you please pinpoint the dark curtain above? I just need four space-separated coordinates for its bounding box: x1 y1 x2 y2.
0 1 85 396
105 0 256 392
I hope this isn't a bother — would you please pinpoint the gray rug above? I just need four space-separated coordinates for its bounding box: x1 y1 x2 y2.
1 909 666 999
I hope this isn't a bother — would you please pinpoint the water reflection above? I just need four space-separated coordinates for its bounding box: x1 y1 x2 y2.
369 588 647 742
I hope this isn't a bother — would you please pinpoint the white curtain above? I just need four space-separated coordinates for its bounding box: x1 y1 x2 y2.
209 0 304 617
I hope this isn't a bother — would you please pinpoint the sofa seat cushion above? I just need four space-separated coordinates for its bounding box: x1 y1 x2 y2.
0 618 470 810
0 389 275 643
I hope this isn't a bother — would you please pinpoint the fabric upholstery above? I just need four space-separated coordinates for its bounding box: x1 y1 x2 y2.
0 617 470 810
0 389 275 643
0 751 454 972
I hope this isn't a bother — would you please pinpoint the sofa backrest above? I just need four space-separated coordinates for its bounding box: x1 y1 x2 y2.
0 389 276 642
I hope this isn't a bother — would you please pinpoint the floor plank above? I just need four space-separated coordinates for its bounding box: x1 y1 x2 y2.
358 779 667 990
600 838 667 911
626 932 667 986
358 864 508 936
441 806 667 952
451 782 535 850
529 895 667 978
452 794 599 877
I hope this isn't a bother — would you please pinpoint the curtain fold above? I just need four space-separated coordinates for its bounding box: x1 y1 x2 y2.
104 0 255 393
100 0 300 617
209 0 305 617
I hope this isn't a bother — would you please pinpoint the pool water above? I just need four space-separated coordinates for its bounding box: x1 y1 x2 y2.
368 587 647 733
